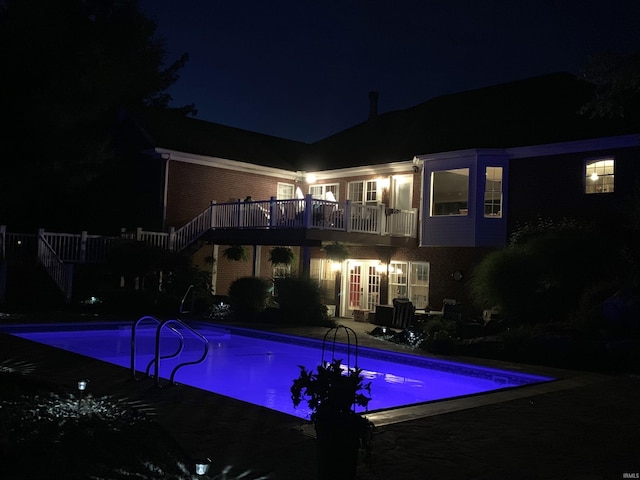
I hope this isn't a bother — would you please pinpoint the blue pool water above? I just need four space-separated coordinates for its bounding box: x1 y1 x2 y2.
2 322 553 419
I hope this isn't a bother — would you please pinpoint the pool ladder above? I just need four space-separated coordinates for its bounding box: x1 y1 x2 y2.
130 315 210 387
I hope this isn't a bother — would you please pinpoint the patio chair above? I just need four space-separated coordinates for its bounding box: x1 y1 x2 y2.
392 297 415 329
426 298 457 318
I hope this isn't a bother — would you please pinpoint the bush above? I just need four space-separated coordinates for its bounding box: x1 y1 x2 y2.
470 224 622 325
273 275 330 325
420 318 458 353
228 277 271 319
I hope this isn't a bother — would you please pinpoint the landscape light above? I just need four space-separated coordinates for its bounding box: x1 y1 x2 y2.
195 458 211 475
77 379 88 391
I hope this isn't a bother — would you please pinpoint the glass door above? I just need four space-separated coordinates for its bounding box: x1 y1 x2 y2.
345 260 380 313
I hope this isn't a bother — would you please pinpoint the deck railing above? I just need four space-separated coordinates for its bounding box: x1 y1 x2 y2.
197 195 417 237
0 201 416 302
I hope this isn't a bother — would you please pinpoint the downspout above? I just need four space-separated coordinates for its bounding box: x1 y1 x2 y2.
160 152 171 231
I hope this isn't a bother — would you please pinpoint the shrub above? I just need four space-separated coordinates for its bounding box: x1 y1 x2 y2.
228 277 271 319
471 224 622 325
420 318 458 353
273 275 330 325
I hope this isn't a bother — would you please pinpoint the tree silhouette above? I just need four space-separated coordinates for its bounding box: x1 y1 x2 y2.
0 0 195 231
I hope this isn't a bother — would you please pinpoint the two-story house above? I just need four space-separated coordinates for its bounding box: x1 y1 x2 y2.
115 72 639 318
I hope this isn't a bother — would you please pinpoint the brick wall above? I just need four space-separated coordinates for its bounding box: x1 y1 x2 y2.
165 161 296 228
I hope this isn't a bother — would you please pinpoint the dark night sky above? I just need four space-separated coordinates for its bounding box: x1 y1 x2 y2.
138 0 640 143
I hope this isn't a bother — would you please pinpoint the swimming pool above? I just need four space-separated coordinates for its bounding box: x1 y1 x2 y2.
1 321 554 419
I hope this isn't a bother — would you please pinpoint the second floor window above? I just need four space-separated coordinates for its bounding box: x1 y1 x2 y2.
431 168 469 216
585 158 614 194
484 167 503 217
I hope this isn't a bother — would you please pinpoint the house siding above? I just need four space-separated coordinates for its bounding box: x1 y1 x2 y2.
507 145 640 232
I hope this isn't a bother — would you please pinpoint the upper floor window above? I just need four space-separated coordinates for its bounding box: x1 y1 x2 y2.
309 183 339 200
348 180 378 205
585 159 614 194
484 166 503 217
431 168 469 216
277 182 295 199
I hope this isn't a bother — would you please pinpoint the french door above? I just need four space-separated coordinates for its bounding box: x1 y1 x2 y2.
345 260 380 313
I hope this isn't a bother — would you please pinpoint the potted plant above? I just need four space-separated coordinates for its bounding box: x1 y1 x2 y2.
322 242 350 262
268 246 294 266
222 244 248 262
291 359 374 480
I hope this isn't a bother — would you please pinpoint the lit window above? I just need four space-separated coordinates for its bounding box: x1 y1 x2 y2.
431 168 469 216
585 159 614 194
484 167 503 217
277 183 295 199
388 261 429 308
388 261 407 298
309 183 339 200
409 263 429 308
348 180 378 205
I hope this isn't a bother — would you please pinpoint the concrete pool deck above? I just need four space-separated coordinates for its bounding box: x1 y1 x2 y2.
1 316 639 479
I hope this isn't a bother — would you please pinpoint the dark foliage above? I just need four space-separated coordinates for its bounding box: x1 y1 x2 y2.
0 0 194 231
471 221 622 324
273 275 330 325
228 276 271 319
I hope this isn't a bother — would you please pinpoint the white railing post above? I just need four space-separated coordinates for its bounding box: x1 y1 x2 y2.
345 200 352 232
210 200 217 228
304 194 313 228
237 199 243 227
37 228 45 257
411 207 418 238
168 226 176 251
79 231 87 263
378 204 386 235
269 196 276 228
136 227 143 241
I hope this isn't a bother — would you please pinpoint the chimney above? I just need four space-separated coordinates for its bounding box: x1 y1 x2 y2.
368 91 379 120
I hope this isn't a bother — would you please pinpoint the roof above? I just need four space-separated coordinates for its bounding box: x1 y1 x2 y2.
304 73 636 170
125 73 636 172
125 108 307 171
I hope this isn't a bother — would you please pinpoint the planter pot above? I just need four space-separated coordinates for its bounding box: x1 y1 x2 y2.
315 414 361 480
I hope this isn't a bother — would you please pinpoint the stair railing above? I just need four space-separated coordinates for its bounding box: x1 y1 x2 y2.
171 203 215 251
37 232 72 303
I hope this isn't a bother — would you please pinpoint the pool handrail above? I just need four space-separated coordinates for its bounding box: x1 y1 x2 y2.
179 284 195 315
130 315 184 380
154 318 210 386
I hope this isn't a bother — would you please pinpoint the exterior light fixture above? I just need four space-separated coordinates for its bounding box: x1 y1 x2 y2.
195 458 211 475
306 173 317 184
77 379 88 391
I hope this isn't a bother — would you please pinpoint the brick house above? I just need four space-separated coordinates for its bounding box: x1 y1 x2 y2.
115 72 639 318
